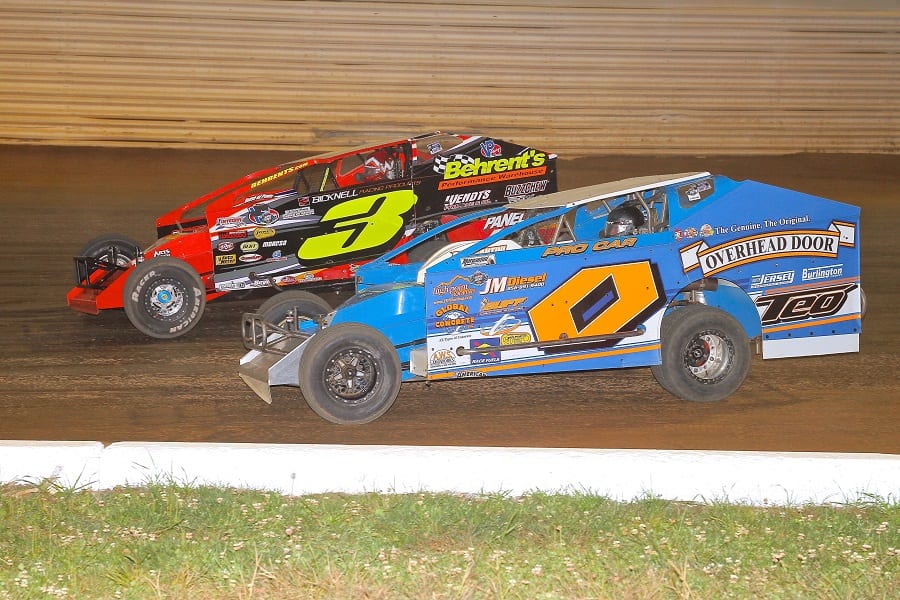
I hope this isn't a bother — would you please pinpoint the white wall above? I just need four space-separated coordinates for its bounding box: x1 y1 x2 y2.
2 441 897 505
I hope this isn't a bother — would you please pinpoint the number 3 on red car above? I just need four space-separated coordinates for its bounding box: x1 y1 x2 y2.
297 190 417 261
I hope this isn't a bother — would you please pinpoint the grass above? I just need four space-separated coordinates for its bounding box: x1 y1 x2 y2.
0 480 897 599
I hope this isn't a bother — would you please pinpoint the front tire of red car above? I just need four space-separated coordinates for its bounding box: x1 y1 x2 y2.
298 323 401 425
123 257 206 339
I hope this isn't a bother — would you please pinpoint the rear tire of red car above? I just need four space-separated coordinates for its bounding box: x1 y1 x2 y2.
651 304 750 403
123 257 206 339
298 322 401 425
75 233 141 279
257 290 332 331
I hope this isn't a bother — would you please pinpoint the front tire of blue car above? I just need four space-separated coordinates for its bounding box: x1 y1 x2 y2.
298 323 401 425
651 304 750 403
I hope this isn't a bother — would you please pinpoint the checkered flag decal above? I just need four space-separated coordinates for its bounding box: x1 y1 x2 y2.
433 153 475 174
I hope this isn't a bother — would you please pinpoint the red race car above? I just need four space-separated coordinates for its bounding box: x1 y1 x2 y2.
68 132 557 338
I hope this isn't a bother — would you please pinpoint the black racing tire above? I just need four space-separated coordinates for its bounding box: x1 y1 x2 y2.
298 322 401 425
649 308 677 394
123 257 206 339
75 233 141 278
407 238 449 263
256 290 332 331
650 304 750 403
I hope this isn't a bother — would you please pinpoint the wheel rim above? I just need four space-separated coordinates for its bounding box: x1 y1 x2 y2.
147 279 186 319
322 347 379 405
100 250 132 267
275 307 315 331
682 329 733 383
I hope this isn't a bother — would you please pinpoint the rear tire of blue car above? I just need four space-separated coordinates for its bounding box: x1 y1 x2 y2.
298 323 401 425
123 257 206 339
257 290 332 331
651 304 750 403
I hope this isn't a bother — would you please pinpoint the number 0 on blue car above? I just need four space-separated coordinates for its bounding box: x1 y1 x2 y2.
238 172 863 424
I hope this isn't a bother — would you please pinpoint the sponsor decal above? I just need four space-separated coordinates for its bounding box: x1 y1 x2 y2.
593 238 637 252
707 215 812 238
484 211 525 231
283 207 315 219
480 313 523 336
262 239 288 248
240 241 259 252
216 216 245 229
445 190 491 209
480 139 502 157
218 230 249 239
541 238 636 258
455 370 486 378
802 263 844 281
434 303 475 328
461 254 496 268
501 331 532 345
249 164 303 189
240 193 274 205
309 188 359 204
674 227 698 241
505 179 549 200
432 275 477 297
680 225 851 276
480 274 547 294
678 178 714 204
247 205 279 226
437 150 548 190
217 241 235 252
253 227 276 240
277 272 321 285
239 253 263 263
756 282 857 326
436 332 472 344
215 254 236 266
750 270 795 289
429 349 457 368
480 297 527 313
151 249 170 257
470 338 501 364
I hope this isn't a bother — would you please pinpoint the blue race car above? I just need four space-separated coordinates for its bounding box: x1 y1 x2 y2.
239 172 862 424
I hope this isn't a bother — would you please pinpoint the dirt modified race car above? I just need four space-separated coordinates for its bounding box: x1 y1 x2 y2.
67 132 557 338
239 172 862 424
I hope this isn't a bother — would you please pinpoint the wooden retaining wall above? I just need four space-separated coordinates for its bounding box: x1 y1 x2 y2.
0 0 897 155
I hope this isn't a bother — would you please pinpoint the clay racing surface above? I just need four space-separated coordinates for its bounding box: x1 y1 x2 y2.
0 147 897 453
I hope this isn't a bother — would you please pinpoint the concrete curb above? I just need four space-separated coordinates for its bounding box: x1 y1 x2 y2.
2 441 898 505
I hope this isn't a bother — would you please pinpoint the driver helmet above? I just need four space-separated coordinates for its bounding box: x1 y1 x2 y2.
364 148 398 181
604 203 645 237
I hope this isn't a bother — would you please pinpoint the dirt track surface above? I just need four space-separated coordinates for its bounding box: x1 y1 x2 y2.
0 147 897 453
